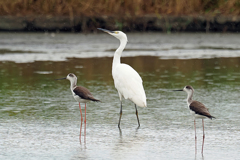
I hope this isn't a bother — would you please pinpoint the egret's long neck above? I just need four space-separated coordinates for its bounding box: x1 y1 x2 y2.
112 38 127 69
187 91 193 105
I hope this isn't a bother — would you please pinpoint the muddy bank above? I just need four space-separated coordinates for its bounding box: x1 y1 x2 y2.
0 15 240 32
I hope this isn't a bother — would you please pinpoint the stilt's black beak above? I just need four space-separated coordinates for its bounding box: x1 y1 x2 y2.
173 89 183 91
97 28 114 33
55 77 66 80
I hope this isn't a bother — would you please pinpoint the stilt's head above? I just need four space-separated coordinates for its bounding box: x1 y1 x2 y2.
173 85 194 104
66 73 77 85
56 73 77 86
173 85 194 95
97 28 128 41
183 85 194 95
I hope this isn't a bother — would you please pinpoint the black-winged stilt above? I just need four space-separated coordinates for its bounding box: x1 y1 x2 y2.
174 85 215 154
56 73 100 143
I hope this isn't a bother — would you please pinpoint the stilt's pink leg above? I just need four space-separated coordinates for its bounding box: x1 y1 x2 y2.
194 119 197 154
84 103 86 143
79 103 83 144
202 119 205 155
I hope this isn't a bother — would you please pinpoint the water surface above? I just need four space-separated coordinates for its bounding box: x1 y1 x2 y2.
0 33 240 160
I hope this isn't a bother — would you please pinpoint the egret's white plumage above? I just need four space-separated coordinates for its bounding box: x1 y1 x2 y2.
113 64 147 107
98 28 147 128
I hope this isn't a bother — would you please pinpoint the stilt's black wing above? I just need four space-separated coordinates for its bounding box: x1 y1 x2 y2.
189 101 215 119
73 86 100 102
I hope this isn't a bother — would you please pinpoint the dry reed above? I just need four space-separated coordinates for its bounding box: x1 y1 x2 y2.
0 0 240 16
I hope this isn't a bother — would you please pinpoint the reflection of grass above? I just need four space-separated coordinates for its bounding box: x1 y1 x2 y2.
1 56 240 120
0 0 240 16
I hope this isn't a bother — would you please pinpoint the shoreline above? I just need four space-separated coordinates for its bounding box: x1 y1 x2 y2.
0 15 240 33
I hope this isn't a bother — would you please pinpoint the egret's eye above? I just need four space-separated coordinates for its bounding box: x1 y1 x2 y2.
115 31 119 34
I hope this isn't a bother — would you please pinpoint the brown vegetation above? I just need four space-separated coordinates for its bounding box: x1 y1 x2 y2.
0 0 240 17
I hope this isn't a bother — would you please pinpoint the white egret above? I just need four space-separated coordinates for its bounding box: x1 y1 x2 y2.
174 85 215 154
56 73 100 143
97 28 147 128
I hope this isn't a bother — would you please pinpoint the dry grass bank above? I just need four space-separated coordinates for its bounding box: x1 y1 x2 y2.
0 0 240 17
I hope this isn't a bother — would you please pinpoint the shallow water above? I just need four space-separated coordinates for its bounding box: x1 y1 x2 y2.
0 33 240 160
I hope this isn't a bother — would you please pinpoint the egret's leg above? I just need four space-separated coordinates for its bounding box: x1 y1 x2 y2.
79 103 83 144
118 127 122 137
118 102 123 128
194 119 197 154
84 103 87 143
135 104 140 127
202 119 205 155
